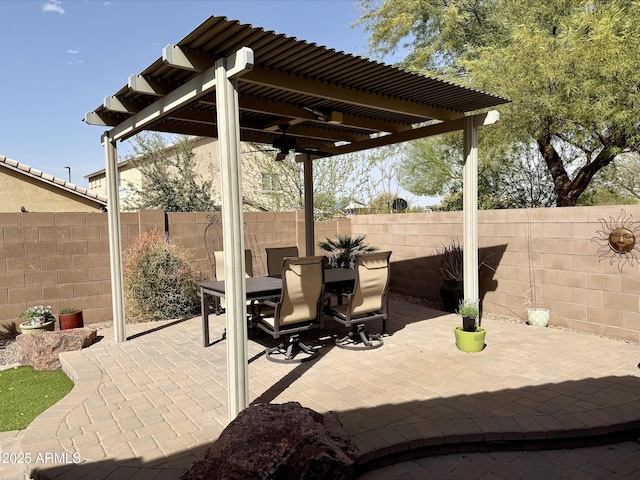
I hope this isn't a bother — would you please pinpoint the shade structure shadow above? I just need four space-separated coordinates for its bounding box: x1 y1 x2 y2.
29 375 640 479
389 244 508 313
336 375 640 475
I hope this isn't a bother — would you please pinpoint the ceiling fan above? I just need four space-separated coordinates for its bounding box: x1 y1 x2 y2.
242 124 297 161
271 124 297 161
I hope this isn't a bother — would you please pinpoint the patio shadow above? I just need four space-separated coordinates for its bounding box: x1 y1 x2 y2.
30 375 640 480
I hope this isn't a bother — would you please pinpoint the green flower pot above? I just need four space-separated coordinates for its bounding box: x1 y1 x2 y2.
454 326 486 352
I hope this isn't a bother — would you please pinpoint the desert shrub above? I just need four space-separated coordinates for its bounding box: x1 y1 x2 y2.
318 234 378 269
123 230 200 322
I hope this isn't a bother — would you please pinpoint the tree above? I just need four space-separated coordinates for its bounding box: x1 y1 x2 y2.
243 145 377 220
358 0 640 206
400 134 556 210
578 153 640 205
124 133 218 212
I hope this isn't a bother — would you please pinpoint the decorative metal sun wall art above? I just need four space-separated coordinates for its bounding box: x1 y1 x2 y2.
590 209 640 271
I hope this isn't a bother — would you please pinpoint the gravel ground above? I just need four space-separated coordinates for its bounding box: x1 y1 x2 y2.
0 337 19 367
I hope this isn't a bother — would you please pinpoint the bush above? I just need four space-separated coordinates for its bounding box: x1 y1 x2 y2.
318 234 378 269
123 230 200 322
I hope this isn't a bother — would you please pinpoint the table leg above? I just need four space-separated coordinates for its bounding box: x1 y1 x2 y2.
202 289 210 347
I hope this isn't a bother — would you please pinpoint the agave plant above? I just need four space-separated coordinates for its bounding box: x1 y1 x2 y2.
318 235 378 269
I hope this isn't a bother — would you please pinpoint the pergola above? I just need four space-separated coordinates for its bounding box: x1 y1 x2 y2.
85 16 509 420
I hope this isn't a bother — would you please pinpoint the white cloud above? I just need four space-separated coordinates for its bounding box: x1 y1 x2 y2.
42 1 65 14
66 48 80 55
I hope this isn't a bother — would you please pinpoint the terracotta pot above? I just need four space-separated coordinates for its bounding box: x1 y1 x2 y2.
59 311 84 330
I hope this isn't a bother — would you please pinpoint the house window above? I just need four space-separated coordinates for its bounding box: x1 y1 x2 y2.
261 173 281 191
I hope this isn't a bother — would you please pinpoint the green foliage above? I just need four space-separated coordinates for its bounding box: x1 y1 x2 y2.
401 125 556 211
244 144 380 220
124 133 219 212
123 230 201 322
577 154 640 205
60 307 79 314
318 235 378 269
0 366 73 431
436 240 464 281
359 0 640 206
20 305 55 325
436 240 495 280
457 299 479 319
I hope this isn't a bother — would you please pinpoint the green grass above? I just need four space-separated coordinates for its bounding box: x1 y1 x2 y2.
0 366 74 432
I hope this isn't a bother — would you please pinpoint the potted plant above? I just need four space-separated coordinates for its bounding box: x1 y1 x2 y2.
453 299 486 352
59 307 84 330
318 234 378 269
457 299 480 332
436 240 464 313
19 305 56 334
436 240 495 313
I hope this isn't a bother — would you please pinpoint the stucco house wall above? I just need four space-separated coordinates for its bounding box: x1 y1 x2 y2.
0 155 107 213
85 136 281 211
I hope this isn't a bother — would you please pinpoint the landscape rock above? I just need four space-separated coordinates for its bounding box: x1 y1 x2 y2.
16 328 97 371
181 402 357 480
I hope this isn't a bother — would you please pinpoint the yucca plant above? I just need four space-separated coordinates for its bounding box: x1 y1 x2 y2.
318 235 378 269
436 240 464 282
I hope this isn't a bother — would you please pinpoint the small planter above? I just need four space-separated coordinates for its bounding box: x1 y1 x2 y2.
462 316 476 332
454 326 486 352
59 310 84 330
527 308 549 327
19 320 55 334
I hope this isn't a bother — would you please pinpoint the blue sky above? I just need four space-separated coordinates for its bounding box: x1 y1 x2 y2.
1 0 381 185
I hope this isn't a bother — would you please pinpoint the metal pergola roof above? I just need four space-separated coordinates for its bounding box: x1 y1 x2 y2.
85 16 508 157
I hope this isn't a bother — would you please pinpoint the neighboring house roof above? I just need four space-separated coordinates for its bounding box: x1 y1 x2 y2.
0 155 108 206
84 159 130 180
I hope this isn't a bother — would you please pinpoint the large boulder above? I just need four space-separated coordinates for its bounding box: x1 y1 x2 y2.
181 402 357 480
16 328 97 371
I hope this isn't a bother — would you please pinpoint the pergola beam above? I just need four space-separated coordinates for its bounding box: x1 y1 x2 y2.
128 74 175 96
95 47 254 142
241 66 462 121
162 44 213 71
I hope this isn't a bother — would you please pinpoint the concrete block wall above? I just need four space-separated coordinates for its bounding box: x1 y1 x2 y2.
2 206 638 343
351 205 640 343
0 209 337 330
0 211 112 327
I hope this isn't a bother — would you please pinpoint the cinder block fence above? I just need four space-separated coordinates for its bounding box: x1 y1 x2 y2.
1 206 638 343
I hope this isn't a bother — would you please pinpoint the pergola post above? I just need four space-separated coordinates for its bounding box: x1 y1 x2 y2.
462 116 479 307
215 57 249 421
103 134 126 343
302 154 315 256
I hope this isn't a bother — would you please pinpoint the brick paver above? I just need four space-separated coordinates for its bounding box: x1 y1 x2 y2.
1 301 639 479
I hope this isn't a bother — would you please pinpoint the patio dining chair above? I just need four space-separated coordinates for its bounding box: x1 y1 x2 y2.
213 249 254 314
265 246 299 277
256 256 325 363
326 251 392 350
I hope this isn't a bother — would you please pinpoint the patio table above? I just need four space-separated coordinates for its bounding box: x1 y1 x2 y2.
200 268 355 347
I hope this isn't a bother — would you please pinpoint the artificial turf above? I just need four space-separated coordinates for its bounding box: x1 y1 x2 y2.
0 365 74 431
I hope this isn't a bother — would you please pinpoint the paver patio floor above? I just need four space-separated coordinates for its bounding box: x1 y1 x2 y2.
2 300 640 479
